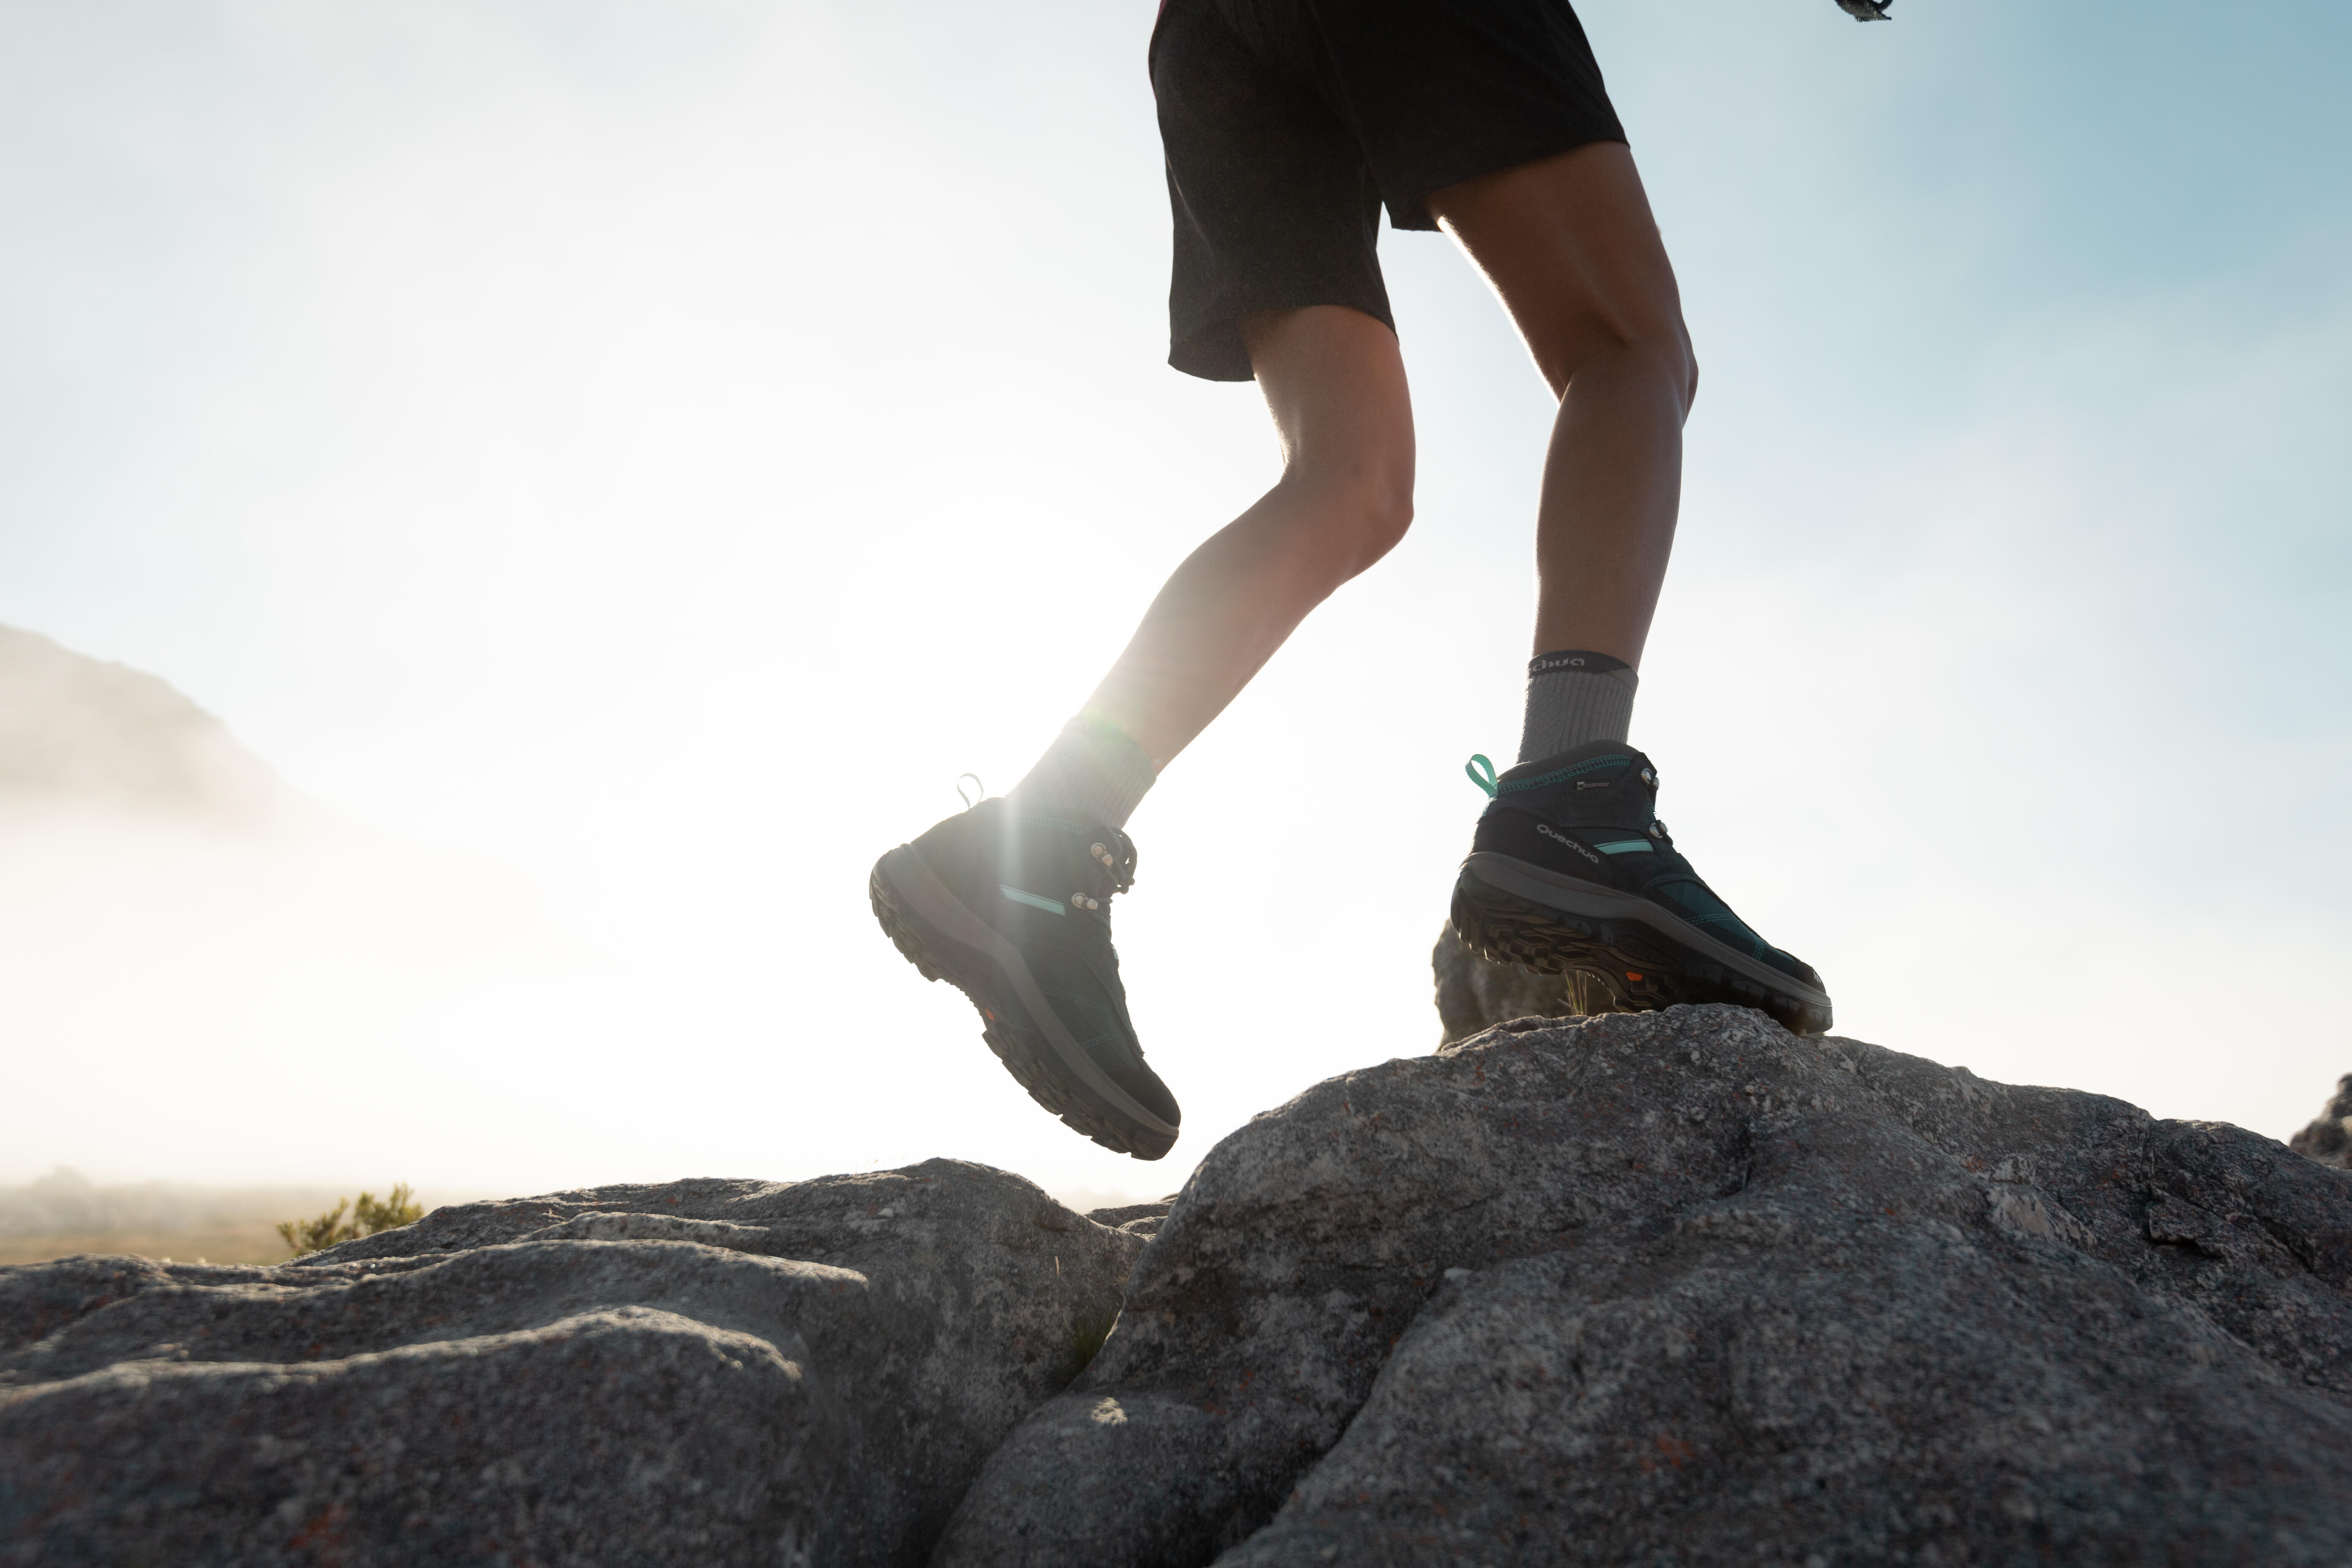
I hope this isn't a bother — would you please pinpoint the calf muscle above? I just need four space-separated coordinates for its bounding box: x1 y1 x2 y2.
1081 306 1414 768
1431 143 1692 667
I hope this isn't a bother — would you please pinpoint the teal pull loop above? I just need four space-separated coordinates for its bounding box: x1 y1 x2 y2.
1464 754 1499 798
956 773 986 810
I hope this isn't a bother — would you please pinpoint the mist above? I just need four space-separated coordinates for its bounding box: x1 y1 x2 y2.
1 0 2347 1206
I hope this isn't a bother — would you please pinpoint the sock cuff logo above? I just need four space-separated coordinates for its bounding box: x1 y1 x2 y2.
1527 649 1632 679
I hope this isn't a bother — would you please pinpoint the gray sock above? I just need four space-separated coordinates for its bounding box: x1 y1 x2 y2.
1007 713 1157 830
1517 649 1638 763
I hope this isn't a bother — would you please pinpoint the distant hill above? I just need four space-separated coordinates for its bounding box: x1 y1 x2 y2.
0 625 296 823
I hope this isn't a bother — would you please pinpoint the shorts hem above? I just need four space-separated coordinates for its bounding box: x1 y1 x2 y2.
1384 124 1628 231
1169 297 1398 383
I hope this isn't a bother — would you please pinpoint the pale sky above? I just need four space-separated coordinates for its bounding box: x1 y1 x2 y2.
3 0 2347 1202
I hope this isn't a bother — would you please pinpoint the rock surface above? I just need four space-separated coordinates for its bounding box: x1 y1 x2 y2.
1432 920 1598 1045
1088 1198 1180 1239
11 1010 2352 1566
0 1160 1139 1568
937 1005 2352 1566
2292 1073 2352 1168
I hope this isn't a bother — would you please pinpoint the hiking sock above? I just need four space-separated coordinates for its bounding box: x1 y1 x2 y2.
1007 712 1157 830
1516 649 1639 763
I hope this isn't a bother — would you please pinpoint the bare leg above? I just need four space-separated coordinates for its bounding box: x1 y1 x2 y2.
1427 142 1697 668
1081 305 1417 769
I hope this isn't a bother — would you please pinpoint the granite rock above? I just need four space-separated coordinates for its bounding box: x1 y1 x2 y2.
0 1159 1139 1568
935 1005 2352 1566
2291 1073 2352 1168
13 1009 2351 1566
1088 1198 1181 1240
1431 920 1599 1046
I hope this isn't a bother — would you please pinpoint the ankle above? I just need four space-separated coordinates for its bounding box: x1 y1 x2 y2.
1007 713 1157 830
1517 649 1637 763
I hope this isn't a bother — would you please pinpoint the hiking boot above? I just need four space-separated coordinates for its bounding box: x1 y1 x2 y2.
869 798 1180 1160
1449 742 1833 1035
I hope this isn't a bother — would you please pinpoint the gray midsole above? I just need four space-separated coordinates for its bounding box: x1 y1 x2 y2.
879 844 1178 1139
1461 851 1831 1010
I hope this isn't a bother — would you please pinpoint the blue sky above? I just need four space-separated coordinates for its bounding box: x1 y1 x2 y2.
1 0 2346 1197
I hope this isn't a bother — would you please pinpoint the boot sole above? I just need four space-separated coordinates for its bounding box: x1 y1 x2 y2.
1451 851 1834 1037
870 844 1179 1161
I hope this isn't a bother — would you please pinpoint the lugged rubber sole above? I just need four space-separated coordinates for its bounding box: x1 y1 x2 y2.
1451 855 1833 1037
869 848 1178 1162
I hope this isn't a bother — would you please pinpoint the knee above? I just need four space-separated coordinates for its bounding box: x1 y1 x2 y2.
1279 463 1415 576
1541 316 1698 418
1349 474 1415 567
1328 469 1415 575
1672 329 1699 414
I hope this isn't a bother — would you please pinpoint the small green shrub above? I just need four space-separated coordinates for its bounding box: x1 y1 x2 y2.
277 1183 424 1258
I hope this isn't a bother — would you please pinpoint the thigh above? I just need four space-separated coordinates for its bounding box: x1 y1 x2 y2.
1424 142 1692 398
1151 0 1394 383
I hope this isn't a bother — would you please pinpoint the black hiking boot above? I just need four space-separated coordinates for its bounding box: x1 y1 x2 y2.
869 798 1180 1160
1450 742 1833 1035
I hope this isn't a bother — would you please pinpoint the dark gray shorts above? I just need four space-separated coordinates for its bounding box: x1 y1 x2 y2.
1149 0 1626 381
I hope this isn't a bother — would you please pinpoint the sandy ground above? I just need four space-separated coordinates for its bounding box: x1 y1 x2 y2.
0 1220 297 1267
0 1186 1170 1271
